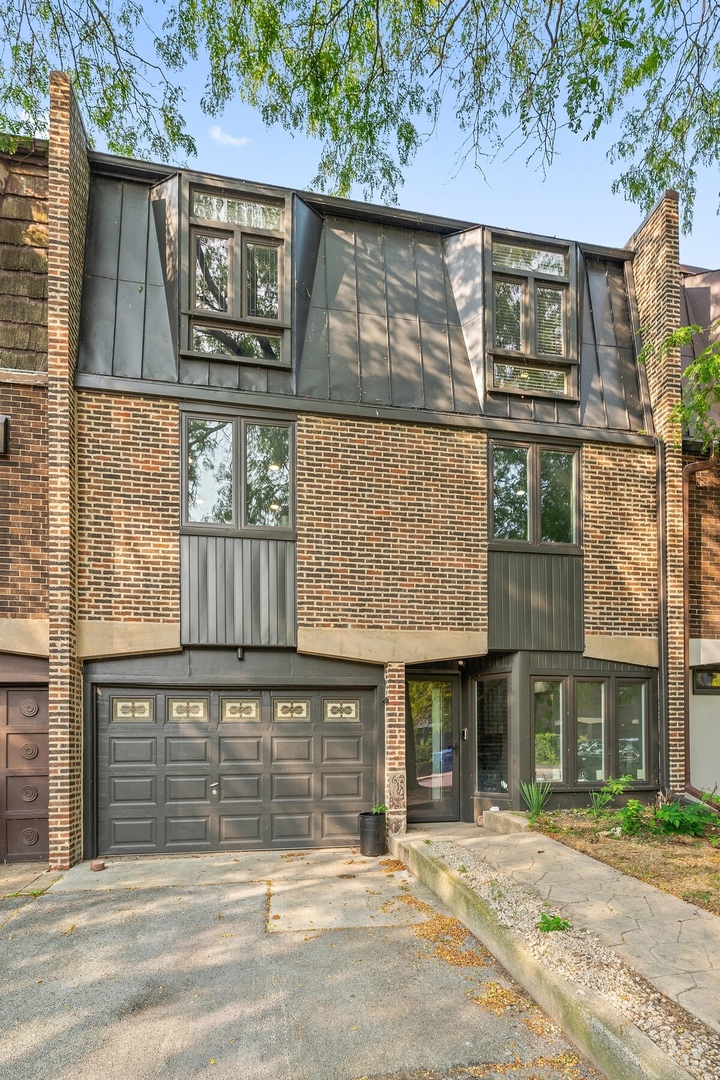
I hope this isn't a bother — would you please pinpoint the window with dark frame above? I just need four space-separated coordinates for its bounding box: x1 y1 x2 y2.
532 675 649 786
488 236 576 397
183 414 293 533
188 188 287 365
491 442 578 547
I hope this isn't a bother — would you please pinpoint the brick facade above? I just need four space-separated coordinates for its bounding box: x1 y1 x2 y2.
47 72 89 869
77 394 180 622
296 414 487 632
0 146 48 372
583 445 658 636
688 464 720 639
629 192 684 791
0 383 48 616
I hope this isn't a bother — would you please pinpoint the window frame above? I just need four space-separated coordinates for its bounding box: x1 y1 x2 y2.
532 672 653 789
181 406 295 538
485 229 578 400
489 439 581 553
180 174 292 369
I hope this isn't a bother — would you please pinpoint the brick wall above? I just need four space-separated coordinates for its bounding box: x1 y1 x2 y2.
0 384 47 616
0 146 48 371
583 445 658 636
629 191 684 791
47 72 89 869
296 414 487 632
384 662 406 834
77 394 180 621
688 464 720 639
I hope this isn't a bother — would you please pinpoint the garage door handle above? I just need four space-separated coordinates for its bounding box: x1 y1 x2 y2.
210 783 219 795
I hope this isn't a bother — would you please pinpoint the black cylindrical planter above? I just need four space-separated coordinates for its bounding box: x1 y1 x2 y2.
358 811 386 856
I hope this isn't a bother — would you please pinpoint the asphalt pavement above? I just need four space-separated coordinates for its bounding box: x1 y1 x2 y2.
0 851 602 1080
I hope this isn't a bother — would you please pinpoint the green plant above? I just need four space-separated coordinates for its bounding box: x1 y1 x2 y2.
519 779 553 822
588 774 633 817
534 731 560 767
653 800 714 837
538 912 570 933
371 804 387 814
620 799 646 836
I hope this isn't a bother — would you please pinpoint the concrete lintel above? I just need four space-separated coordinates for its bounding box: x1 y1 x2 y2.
77 620 182 659
584 634 658 668
689 638 720 667
0 618 49 657
297 628 488 665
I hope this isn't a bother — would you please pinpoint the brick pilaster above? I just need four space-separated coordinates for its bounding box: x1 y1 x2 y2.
628 192 683 792
384 662 406 834
47 72 89 868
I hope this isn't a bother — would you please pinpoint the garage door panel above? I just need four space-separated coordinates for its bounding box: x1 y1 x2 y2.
7 733 48 771
321 812 360 840
322 772 363 799
112 817 156 848
271 736 312 762
321 735 362 763
219 774 262 800
272 773 312 799
111 738 156 764
220 737 262 762
111 776 156 804
166 816 210 845
5 818 48 860
8 690 48 727
220 815 262 842
271 812 313 841
166 775 209 802
166 738 209 763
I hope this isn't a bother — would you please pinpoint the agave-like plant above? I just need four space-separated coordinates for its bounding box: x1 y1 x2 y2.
519 779 553 822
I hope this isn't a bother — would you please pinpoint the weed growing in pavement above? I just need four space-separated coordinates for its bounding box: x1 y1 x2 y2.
537 912 570 932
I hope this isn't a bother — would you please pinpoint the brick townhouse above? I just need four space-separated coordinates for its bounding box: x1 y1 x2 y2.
0 73 710 869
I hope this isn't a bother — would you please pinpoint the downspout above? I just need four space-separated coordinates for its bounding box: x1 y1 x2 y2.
683 449 718 799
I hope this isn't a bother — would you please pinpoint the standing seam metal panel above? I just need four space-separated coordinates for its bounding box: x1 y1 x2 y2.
180 535 296 646
488 550 583 651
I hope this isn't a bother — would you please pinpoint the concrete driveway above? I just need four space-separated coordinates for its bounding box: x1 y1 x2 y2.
0 851 602 1080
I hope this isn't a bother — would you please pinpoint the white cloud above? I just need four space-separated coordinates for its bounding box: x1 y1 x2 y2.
208 125 250 148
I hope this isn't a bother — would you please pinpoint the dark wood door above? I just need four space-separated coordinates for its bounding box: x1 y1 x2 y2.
1 687 49 861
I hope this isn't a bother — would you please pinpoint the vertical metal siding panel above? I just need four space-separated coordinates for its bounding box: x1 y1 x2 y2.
268 541 278 645
180 535 190 643
215 538 227 645
259 541 270 645
223 538 234 643
250 541 262 645
233 539 244 644
205 538 217 645
242 540 253 644
276 542 288 645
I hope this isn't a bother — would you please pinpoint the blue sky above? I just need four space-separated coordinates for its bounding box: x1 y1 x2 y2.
176 93 719 270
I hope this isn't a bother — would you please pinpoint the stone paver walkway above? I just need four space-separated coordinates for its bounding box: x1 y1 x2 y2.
410 820 720 1036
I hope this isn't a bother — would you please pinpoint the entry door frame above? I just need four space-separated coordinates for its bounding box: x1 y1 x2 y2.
406 672 461 823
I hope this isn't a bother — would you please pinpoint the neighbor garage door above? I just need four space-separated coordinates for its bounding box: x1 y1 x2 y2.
96 686 377 854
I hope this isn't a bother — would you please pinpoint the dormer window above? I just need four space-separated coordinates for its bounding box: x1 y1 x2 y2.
487 235 577 397
184 184 291 367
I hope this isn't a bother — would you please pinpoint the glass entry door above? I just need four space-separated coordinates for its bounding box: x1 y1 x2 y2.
406 678 459 821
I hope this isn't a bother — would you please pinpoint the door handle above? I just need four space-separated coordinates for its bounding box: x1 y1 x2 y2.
461 728 468 741
210 782 219 796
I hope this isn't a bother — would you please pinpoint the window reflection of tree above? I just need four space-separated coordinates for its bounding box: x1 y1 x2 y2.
493 447 528 540
245 425 290 526
187 419 233 523
540 451 573 543
247 244 279 319
195 235 228 312
194 327 280 361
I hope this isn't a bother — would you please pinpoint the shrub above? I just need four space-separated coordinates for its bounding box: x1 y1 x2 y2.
620 799 646 836
653 800 714 837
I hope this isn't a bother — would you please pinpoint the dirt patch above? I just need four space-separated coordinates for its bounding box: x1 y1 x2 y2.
534 810 720 916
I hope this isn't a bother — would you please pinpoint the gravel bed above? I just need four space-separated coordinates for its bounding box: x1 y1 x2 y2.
430 839 720 1080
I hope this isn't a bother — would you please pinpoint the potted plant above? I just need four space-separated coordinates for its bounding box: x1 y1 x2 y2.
358 804 387 856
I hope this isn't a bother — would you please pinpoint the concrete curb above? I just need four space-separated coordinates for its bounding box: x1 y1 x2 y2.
390 833 694 1080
